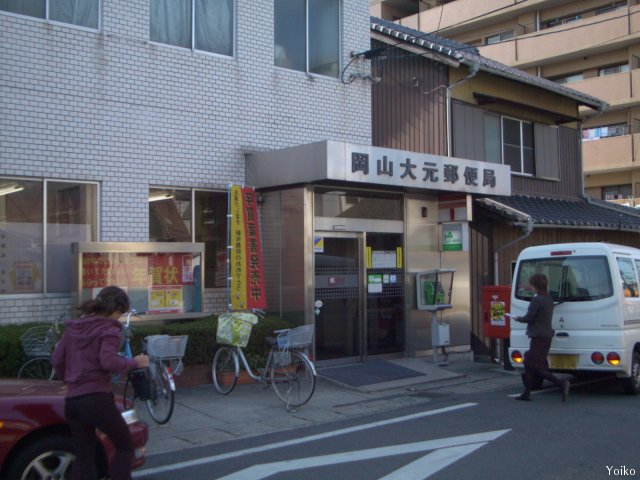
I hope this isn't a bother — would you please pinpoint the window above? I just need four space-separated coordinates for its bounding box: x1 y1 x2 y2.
0 178 98 295
515 256 613 302
274 0 340 78
602 184 632 200
502 117 534 175
485 30 514 45
596 2 627 15
582 123 630 141
544 14 581 28
617 257 639 297
0 0 99 28
150 0 234 56
550 72 584 84
598 63 630 76
149 188 228 288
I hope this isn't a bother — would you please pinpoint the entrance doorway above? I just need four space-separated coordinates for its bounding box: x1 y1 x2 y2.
314 232 405 363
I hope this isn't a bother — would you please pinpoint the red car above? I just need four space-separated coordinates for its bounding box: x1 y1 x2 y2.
0 379 148 479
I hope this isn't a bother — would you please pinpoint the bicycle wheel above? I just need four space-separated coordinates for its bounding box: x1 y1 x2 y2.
122 377 136 410
18 357 55 380
270 350 316 409
146 363 174 425
212 346 239 395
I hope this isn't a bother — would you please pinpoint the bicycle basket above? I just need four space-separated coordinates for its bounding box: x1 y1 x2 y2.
216 312 258 347
20 325 56 357
146 335 188 359
277 324 314 349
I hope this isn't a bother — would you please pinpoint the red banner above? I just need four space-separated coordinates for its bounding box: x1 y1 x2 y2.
241 187 267 309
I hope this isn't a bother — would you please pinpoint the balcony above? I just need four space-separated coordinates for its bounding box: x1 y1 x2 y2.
582 134 639 174
569 71 632 105
474 7 640 67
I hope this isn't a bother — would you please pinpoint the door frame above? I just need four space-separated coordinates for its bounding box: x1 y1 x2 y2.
313 230 367 366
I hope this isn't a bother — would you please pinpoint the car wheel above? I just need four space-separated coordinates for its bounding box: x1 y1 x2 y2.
622 351 640 395
5 435 75 480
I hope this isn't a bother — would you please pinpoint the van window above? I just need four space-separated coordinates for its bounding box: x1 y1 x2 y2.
515 255 613 302
617 257 639 298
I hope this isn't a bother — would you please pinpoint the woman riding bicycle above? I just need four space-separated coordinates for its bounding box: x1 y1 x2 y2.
51 286 149 480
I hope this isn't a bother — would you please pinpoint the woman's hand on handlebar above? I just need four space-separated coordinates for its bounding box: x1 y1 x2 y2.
134 353 150 368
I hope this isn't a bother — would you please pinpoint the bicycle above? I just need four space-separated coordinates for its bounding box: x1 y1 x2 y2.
18 313 64 380
212 312 317 411
121 310 188 425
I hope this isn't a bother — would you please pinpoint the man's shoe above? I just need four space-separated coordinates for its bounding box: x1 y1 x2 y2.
515 393 532 401
561 379 570 402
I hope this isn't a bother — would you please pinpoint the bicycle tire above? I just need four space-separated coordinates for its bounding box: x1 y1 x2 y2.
146 364 174 425
212 346 238 395
18 357 55 380
270 350 316 409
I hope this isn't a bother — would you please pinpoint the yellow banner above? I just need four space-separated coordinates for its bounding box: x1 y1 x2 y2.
229 186 247 310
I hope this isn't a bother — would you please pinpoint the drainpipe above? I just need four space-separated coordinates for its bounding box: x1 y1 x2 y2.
447 61 480 156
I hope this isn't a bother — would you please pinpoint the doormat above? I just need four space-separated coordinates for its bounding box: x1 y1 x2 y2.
319 361 425 387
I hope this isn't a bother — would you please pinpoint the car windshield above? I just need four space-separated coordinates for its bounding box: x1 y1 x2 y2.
515 255 613 302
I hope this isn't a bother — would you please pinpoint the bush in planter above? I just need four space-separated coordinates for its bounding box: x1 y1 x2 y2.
0 314 293 378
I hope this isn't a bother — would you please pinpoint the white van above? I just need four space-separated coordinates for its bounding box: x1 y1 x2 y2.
508 242 640 394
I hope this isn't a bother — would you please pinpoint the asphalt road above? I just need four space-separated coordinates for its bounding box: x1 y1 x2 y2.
134 375 639 480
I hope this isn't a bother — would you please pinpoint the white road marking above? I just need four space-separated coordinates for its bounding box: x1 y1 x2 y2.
215 430 508 480
133 402 477 478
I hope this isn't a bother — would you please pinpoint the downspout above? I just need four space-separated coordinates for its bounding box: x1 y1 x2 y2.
481 198 535 285
447 61 480 156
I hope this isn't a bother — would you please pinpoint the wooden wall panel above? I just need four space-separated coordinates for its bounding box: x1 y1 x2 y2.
371 40 447 155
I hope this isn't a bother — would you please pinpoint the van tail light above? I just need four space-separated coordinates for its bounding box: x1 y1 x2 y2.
511 350 523 364
607 352 621 366
591 352 604 365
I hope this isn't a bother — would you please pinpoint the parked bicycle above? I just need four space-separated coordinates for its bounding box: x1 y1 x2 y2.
17 313 64 380
120 310 188 425
212 312 317 411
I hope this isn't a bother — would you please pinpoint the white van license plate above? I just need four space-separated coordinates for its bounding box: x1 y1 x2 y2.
549 355 578 369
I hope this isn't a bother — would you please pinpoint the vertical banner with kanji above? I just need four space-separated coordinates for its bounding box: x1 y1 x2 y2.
229 185 267 310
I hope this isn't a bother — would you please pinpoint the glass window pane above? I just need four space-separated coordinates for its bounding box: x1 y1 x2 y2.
151 0 191 49
308 0 339 77
195 0 233 55
46 181 97 293
522 147 535 175
503 118 520 145
50 0 99 28
195 190 228 289
522 122 533 148
484 113 501 164
0 179 44 294
0 0 45 18
149 188 192 242
503 145 521 172
314 189 403 220
274 0 306 71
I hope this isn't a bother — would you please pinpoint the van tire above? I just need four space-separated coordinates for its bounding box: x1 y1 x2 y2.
621 351 640 395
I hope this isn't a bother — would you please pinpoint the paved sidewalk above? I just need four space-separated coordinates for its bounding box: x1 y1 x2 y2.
138 356 522 456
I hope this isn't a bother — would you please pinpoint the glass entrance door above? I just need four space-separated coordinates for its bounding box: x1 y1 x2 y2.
314 234 363 362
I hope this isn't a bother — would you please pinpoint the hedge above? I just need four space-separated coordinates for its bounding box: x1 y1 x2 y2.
0 314 292 378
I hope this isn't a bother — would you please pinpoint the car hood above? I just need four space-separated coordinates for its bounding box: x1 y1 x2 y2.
0 379 67 398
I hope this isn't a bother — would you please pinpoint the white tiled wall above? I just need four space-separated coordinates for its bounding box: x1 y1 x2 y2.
0 0 372 323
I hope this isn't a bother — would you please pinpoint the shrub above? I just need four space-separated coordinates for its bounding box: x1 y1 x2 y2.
0 313 292 377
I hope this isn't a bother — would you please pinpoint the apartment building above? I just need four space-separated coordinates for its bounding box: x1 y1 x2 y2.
371 0 640 207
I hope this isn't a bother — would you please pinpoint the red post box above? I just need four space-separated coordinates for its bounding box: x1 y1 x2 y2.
482 285 511 339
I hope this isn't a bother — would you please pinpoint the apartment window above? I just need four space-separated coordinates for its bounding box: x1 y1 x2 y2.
503 117 534 175
0 0 99 28
550 72 584 84
596 2 627 15
582 123 630 141
149 188 228 288
0 178 98 295
603 184 632 200
598 63 630 76
485 30 514 45
150 0 234 56
274 0 340 78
